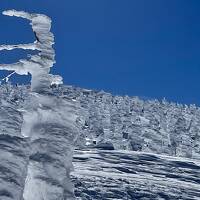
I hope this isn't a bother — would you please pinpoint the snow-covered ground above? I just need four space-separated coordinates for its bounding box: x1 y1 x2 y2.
0 84 200 199
72 149 200 200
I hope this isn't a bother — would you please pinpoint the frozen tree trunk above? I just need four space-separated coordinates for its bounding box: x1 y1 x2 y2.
22 94 78 200
0 10 78 200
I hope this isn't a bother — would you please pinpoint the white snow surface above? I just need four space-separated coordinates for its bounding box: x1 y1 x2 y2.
72 149 200 199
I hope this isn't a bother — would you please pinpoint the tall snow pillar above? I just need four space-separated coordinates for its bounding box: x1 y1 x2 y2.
0 10 78 200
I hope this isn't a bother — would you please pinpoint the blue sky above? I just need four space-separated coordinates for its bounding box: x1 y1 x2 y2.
0 1 200 105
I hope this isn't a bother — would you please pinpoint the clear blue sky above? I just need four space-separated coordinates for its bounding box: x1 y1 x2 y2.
0 1 200 105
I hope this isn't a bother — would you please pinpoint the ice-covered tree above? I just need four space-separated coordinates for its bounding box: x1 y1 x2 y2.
0 10 78 200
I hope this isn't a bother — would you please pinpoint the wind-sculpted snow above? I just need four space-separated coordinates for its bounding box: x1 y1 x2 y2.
0 10 78 200
0 10 62 92
0 97 28 200
0 84 80 200
21 91 81 200
1 84 200 199
72 149 200 200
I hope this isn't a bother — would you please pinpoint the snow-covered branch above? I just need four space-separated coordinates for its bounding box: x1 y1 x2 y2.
0 10 63 92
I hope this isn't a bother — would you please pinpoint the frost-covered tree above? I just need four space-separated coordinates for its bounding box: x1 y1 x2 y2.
0 10 78 200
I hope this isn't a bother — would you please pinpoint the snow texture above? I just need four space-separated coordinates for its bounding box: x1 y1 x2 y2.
0 85 80 200
1 84 200 199
72 149 200 200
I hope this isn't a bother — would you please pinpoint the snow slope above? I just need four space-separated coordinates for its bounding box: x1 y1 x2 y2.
72 149 200 200
0 84 200 199
57 85 200 160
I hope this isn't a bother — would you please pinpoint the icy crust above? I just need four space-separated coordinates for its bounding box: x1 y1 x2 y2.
0 10 63 92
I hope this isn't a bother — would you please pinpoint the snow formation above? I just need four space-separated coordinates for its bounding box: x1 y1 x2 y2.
0 9 63 92
0 10 79 200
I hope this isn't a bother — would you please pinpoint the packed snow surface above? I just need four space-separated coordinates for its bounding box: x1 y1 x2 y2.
72 149 200 199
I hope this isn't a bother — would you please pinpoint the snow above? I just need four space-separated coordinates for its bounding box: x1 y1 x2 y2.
0 10 77 200
72 149 200 199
